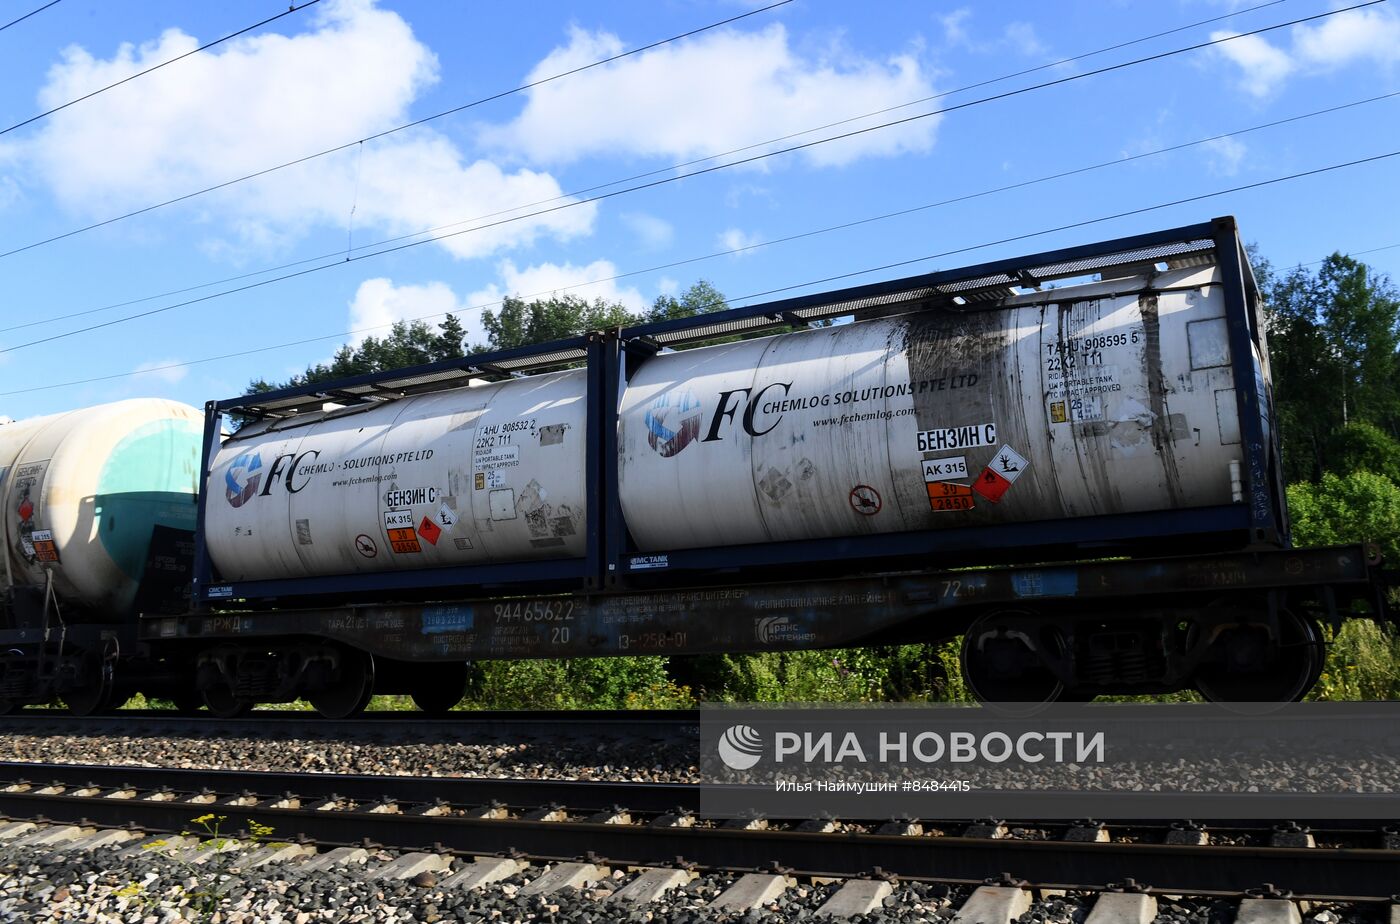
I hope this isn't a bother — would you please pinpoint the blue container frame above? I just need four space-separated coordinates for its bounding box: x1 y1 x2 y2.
603 215 1286 586
191 335 607 608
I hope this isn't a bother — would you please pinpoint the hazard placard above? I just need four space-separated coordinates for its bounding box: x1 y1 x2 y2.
30 528 59 563
972 445 1029 504
418 516 442 546
926 481 975 512
387 527 422 554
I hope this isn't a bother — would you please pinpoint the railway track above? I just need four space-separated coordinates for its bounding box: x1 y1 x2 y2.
1 763 1396 900
0 708 700 741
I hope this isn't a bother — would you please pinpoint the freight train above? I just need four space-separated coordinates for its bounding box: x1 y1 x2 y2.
1 217 1392 716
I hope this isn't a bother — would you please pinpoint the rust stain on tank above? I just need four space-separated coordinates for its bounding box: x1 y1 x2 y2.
1138 293 1185 505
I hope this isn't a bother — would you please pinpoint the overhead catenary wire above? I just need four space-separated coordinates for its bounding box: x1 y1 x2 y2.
1 0 1385 354
0 1 322 139
0 0 1310 337
0 0 62 34
6 86 1392 344
0 0 794 261
5 146 1398 398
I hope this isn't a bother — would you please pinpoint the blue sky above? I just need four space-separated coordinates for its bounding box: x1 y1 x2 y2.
2 0 1398 417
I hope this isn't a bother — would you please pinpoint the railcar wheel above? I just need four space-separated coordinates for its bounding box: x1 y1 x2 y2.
410 662 468 715
310 650 375 719
1193 607 1322 704
202 681 251 719
961 612 1069 712
63 665 115 717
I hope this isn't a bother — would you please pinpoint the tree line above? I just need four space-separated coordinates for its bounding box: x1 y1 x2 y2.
248 280 727 392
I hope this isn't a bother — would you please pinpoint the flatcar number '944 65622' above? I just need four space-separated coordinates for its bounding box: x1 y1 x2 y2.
493 600 575 622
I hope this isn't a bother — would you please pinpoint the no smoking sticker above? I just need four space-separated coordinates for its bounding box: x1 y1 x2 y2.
849 485 882 516
354 534 378 558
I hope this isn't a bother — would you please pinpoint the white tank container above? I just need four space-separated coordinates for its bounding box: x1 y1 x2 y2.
617 265 1250 550
0 399 203 618
205 369 588 581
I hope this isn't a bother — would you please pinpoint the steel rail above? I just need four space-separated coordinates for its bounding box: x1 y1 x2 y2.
0 764 1395 899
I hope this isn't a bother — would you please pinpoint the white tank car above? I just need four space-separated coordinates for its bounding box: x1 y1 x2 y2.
617 264 1257 550
205 369 587 581
0 399 203 618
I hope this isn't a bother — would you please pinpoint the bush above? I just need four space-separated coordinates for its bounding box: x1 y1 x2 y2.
464 656 682 710
1310 619 1400 701
1324 421 1400 483
666 645 967 704
1287 470 1400 563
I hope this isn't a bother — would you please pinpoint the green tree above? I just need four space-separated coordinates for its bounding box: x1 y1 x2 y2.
471 280 731 353
1286 470 1400 564
249 315 467 392
647 279 729 322
472 293 640 353
1262 253 1400 481
1324 421 1400 484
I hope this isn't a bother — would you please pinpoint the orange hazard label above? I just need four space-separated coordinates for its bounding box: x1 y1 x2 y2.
926 481 975 512
387 527 422 554
30 529 58 562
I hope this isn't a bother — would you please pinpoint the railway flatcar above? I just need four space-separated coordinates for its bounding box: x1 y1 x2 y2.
0 218 1390 715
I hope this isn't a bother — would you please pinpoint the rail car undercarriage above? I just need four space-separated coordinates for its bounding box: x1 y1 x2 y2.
0 543 1388 716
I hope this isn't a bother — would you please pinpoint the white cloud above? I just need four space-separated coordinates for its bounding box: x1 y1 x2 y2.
0 176 20 212
717 228 764 255
724 183 774 209
621 212 674 250
940 9 973 47
0 142 22 211
484 24 939 169
1211 8 1400 97
348 278 468 344
1293 7 1400 68
132 359 188 384
1002 22 1047 58
466 259 648 315
1209 31 1296 97
1203 136 1248 176
940 9 1046 58
22 0 593 259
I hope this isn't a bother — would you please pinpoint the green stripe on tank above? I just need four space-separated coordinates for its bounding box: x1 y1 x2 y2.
96 417 202 580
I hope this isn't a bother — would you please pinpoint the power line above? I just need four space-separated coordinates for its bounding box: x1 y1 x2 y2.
5 146 1397 398
0 0 1303 337
1 0 1383 354
1289 242 1400 269
9 83 1392 343
391 0 1295 242
0 0 793 261
1 0 61 34
0 1 322 139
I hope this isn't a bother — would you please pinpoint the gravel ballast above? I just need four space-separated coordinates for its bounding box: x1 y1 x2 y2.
0 730 699 782
0 834 968 923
